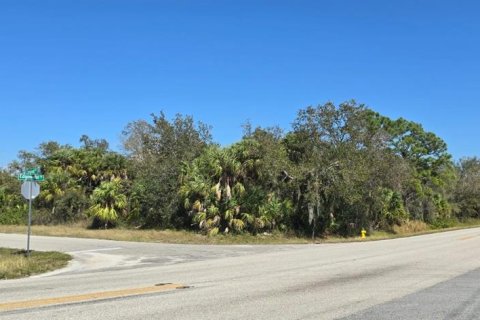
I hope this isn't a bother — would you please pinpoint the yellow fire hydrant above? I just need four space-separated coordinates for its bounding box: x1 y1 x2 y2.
361 229 367 239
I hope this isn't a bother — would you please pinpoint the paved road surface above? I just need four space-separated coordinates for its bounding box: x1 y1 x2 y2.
1 228 480 319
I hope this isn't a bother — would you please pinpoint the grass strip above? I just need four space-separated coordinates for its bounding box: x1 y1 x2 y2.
0 248 71 280
1 219 480 245
0 225 309 244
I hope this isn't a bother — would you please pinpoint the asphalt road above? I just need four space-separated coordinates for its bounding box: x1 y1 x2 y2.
1 228 480 319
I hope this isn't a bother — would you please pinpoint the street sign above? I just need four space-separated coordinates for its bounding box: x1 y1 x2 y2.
24 168 39 175
18 169 44 257
18 168 45 181
21 181 40 200
18 173 45 181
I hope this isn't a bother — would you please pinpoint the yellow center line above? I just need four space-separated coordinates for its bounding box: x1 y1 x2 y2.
0 283 185 312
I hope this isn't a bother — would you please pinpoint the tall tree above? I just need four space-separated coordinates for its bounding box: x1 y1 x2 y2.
287 101 412 236
123 112 212 228
454 157 480 218
366 112 456 221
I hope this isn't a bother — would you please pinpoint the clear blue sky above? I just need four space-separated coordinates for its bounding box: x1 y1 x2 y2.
1 0 479 167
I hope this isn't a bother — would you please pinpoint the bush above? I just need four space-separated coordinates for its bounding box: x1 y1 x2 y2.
392 220 429 234
0 208 25 225
430 217 458 229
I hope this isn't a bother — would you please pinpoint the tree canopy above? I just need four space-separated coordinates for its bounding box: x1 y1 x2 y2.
1 102 476 236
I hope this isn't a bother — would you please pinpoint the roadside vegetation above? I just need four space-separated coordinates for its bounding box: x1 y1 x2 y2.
0 225 309 244
2 101 480 241
2 219 480 245
0 248 71 280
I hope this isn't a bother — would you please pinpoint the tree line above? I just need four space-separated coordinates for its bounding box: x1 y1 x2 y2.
2 101 480 236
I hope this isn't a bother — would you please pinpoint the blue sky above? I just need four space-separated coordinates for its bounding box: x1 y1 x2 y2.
1 0 479 167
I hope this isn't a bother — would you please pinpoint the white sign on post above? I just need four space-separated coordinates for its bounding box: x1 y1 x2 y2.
18 169 44 257
21 181 40 200
20 180 41 257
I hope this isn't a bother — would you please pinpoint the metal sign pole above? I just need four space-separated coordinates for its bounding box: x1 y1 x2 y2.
19 169 43 257
27 181 32 257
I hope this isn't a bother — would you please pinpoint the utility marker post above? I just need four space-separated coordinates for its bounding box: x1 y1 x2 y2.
18 168 43 257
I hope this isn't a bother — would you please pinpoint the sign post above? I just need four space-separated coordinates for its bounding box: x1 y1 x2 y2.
18 168 43 257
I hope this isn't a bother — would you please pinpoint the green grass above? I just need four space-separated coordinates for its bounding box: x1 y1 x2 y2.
0 248 71 280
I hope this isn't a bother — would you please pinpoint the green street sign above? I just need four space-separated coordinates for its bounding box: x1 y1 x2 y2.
24 169 39 175
18 172 44 182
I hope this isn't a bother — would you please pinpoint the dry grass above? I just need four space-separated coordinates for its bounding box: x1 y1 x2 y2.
0 225 309 245
393 220 430 234
0 248 71 280
2 219 480 246
318 219 480 243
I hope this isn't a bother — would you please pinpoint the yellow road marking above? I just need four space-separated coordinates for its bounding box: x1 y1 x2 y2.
0 283 185 312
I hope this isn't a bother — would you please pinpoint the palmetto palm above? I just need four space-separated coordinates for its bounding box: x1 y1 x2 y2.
39 169 73 215
89 178 127 228
180 146 249 235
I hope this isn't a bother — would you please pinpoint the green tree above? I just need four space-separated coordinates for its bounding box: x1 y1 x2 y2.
180 146 250 235
123 113 212 228
366 112 456 221
235 126 295 232
89 178 127 228
11 138 128 224
287 101 412 236
454 157 480 219
0 170 25 225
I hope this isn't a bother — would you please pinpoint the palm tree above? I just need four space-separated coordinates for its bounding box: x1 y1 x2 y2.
180 146 249 235
38 169 72 215
89 178 127 228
